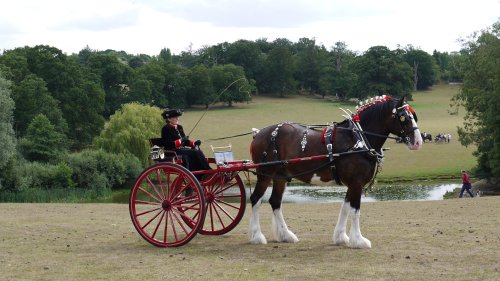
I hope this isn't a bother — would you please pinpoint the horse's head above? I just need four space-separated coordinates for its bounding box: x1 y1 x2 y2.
390 97 422 150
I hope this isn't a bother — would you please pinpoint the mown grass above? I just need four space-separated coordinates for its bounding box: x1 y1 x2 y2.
1 198 498 281
179 84 475 182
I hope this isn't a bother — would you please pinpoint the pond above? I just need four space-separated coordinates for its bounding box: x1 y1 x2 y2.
255 183 460 203
113 182 461 203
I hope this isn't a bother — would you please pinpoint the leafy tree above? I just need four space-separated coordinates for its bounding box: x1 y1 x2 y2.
18 114 67 163
402 46 437 90
12 74 67 136
158 48 173 64
263 46 296 96
188 64 214 107
319 42 357 100
63 80 105 146
452 21 500 179
94 103 164 167
294 38 323 93
225 40 265 81
135 60 167 107
0 71 16 170
352 46 413 100
0 49 30 83
209 64 253 106
195 42 230 67
164 64 192 108
87 53 133 117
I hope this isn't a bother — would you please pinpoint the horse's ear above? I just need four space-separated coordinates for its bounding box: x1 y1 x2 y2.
396 95 406 108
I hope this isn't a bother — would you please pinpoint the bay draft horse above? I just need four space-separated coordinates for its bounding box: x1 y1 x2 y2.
248 96 423 248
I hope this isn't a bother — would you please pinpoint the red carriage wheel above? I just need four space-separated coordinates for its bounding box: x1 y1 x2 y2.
198 172 246 235
129 163 206 247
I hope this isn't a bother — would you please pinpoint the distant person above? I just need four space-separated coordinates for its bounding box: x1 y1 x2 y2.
459 170 474 198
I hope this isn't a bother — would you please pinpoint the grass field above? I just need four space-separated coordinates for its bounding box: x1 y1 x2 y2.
1 197 499 281
179 84 475 182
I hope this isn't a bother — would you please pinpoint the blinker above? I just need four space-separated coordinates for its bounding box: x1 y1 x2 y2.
399 115 405 122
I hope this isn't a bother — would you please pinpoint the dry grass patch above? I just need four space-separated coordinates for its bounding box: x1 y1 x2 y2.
1 197 499 280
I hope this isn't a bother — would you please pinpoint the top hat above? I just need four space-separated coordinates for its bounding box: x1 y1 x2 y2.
162 109 183 119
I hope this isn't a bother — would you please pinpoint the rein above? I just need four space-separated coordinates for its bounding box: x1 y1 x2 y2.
204 124 402 143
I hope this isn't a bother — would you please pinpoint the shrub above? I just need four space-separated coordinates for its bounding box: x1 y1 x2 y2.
8 161 75 192
66 149 142 191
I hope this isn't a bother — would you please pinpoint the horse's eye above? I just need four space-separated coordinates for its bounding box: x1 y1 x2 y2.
399 115 405 122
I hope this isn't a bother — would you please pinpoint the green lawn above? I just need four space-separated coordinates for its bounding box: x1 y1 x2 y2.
177 84 475 182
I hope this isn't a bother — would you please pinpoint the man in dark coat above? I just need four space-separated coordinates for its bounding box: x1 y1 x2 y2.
161 109 211 174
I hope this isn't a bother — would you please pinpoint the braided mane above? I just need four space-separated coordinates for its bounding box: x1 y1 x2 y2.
352 95 392 122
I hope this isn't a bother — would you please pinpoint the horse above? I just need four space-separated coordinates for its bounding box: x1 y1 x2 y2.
248 95 422 248
421 132 432 142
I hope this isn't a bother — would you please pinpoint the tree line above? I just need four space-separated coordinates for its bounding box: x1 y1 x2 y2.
0 24 497 201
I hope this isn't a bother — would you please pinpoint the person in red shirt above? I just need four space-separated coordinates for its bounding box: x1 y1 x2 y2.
459 170 474 198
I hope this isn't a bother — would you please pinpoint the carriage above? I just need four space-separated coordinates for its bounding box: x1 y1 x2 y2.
129 95 423 248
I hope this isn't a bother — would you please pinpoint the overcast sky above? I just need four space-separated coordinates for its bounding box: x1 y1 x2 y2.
0 0 498 56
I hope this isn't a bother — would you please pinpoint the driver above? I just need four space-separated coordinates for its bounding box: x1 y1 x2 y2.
161 109 211 176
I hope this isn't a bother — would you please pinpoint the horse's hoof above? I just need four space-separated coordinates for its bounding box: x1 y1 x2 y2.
333 233 350 246
279 231 299 243
249 233 267 245
348 236 372 249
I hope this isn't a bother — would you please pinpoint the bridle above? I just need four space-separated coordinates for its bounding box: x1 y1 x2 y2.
392 104 419 144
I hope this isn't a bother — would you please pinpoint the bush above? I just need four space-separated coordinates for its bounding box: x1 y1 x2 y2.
66 149 142 191
5 161 75 192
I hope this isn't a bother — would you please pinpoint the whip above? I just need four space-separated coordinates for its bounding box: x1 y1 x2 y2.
187 77 249 136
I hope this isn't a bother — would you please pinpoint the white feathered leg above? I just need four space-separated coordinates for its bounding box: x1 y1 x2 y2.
272 208 299 243
248 198 267 244
348 207 372 249
333 201 350 246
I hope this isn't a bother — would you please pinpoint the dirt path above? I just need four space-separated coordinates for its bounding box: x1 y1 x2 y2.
1 197 499 281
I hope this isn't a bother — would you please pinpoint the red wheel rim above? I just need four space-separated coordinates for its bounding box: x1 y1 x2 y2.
198 173 246 235
129 163 205 247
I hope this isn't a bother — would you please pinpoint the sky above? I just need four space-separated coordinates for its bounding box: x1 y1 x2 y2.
0 0 498 56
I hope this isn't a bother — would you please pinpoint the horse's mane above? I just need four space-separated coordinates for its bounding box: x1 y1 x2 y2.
352 95 395 123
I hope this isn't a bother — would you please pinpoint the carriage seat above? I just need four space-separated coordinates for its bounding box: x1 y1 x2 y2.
210 144 234 166
149 138 181 163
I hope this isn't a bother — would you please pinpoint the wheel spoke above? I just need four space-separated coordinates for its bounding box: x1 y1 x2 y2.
151 211 166 239
145 175 164 200
135 206 162 217
212 199 237 219
155 169 166 198
137 185 162 203
134 200 161 206
140 209 163 230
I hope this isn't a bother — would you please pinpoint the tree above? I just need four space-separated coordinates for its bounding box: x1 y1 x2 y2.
263 46 296 96
164 64 192 109
87 53 133 117
18 114 67 163
452 21 500 179
135 60 167 107
319 41 357 100
187 64 214 107
294 38 323 94
12 74 67 136
94 103 165 167
402 46 437 90
209 64 253 106
0 71 16 170
352 46 413 100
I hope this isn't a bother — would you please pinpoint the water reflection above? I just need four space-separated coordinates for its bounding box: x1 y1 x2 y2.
257 183 459 203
